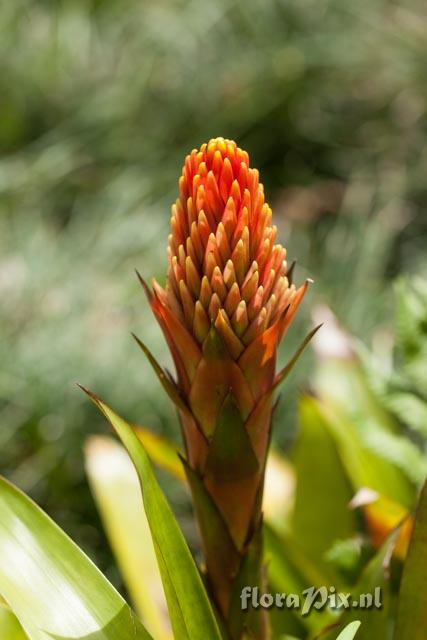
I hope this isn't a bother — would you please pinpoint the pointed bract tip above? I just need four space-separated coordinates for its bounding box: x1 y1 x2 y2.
131 331 153 359
131 331 142 345
134 269 153 300
303 323 323 344
76 383 101 404
286 260 296 283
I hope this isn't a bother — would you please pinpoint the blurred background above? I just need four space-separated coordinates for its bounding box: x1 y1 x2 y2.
1 0 426 593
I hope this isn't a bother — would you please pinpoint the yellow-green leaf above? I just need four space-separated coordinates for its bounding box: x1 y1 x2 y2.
292 396 357 578
0 476 152 640
134 427 185 482
84 436 172 640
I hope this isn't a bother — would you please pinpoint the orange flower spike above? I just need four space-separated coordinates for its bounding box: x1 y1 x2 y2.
141 138 314 639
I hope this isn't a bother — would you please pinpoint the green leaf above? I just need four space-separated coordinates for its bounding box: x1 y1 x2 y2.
310 396 414 508
385 392 427 439
81 387 223 640
274 324 322 389
292 396 357 577
314 333 423 496
84 436 172 640
394 277 427 368
335 621 361 640
355 420 427 487
134 427 186 482
395 478 427 640
0 476 152 640
132 332 189 414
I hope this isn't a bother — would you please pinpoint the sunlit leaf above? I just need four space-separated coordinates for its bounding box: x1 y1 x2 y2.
263 450 295 529
84 436 172 640
292 396 357 576
134 427 185 482
0 476 152 640
81 388 223 640
310 396 414 508
313 321 424 494
335 621 361 640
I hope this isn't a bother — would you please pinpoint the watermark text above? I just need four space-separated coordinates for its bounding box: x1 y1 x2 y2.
240 586 382 615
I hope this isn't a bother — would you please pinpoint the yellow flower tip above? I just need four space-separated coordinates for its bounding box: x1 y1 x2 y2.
208 292 221 322
232 301 249 337
193 300 210 343
215 309 244 359
224 282 241 317
223 259 237 288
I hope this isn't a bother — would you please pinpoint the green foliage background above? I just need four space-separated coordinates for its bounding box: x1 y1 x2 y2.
1 0 426 588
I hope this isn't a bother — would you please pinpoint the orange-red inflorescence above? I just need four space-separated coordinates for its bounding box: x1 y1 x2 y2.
162 137 298 358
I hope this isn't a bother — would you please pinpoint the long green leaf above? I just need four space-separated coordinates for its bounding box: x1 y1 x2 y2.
314 351 418 504
292 396 357 578
81 387 223 640
84 436 172 640
394 478 427 639
310 396 414 508
0 476 152 640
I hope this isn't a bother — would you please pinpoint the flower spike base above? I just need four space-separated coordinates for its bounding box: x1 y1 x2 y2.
138 138 314 639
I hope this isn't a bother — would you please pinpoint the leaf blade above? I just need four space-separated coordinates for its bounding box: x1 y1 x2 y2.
84 436 172 640
82 388 223 640
0 476 152 640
